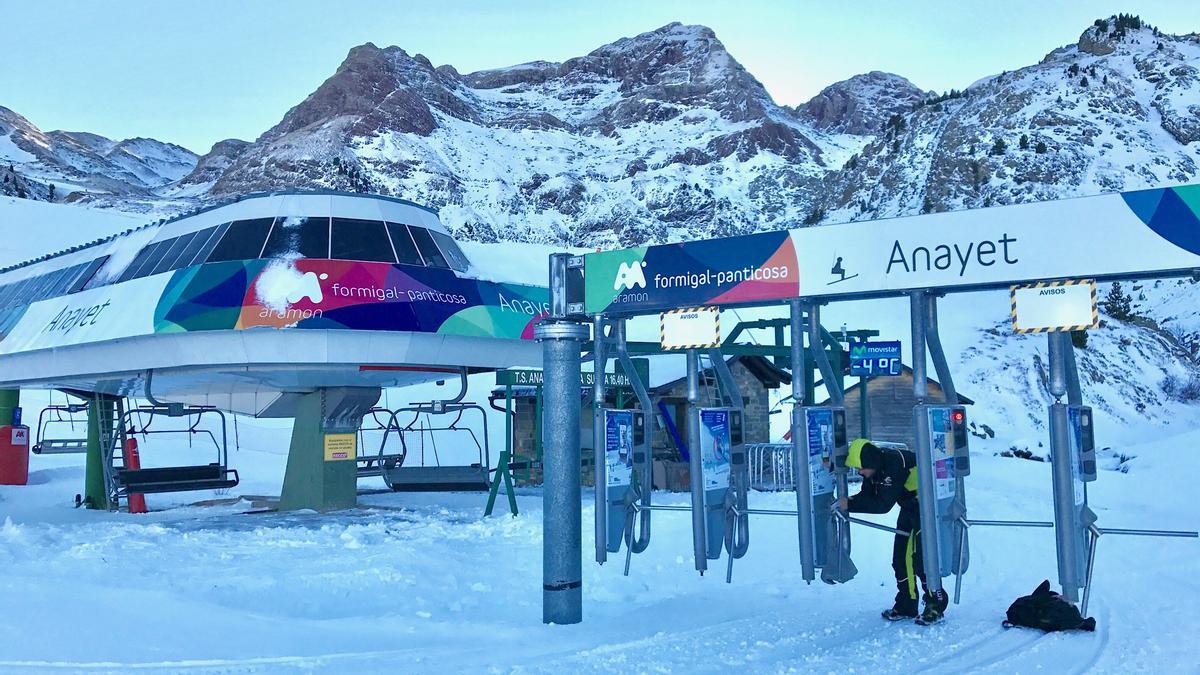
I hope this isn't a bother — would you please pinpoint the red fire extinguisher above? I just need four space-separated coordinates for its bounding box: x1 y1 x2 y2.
124 437 147 514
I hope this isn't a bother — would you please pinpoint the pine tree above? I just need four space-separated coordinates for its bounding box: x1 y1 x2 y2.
1035 141 1048 154
48 183 56 200
1102 282 1134 321
1019 134 1029 150
1071 330 1088 349
990 138 1007 155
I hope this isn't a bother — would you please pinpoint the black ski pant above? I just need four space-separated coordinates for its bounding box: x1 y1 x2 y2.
892 499 927 615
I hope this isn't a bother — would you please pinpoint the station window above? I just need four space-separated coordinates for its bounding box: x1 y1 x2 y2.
409 226 450 269
131 241 172 280
69 256 110 294
148 232 197 277
116 241 163 283
171 227 217 271
385 222 424 266
330 218 396 263
206 218 275 263
261 216 330 259
187 222 229 267
430 230 470 272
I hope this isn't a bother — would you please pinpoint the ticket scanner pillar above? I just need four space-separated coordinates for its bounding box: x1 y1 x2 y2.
1047 330 1097 605
910 292 971 598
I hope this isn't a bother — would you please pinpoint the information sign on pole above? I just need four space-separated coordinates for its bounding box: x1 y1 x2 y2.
660 307 720 350
1010 279 1099 334
849 341 902 376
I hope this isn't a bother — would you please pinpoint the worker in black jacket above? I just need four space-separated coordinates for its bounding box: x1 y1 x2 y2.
841 439 949 623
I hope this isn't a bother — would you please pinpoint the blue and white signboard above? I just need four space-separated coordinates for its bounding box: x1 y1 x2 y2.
804 407 836 497
698 409 732 489
850 341 902 377
604 410 634 488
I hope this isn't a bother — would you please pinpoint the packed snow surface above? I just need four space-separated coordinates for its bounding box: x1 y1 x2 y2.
1 425 1197 674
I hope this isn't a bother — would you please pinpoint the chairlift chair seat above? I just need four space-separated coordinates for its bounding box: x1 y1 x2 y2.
382 464 491 492
117 463 239 494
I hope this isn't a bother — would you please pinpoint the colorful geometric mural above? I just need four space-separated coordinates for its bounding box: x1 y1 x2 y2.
154 259 548 340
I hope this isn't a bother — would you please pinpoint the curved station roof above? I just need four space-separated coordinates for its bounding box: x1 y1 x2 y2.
0 192 548 416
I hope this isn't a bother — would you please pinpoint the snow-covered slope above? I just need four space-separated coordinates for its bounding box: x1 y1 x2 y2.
0 106 198 201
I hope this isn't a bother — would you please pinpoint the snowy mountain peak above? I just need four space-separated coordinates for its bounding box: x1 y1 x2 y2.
795 71 927 135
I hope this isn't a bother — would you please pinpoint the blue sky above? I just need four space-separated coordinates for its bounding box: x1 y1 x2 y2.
0 1 1194 153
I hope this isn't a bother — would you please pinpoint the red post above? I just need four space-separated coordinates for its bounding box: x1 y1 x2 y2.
124 437 147 514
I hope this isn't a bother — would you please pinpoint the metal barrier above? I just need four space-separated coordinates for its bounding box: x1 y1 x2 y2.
746 443 793 491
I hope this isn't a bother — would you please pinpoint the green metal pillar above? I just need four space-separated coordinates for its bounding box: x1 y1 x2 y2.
0 389 19 426
279 387 380 512
83 395 114 510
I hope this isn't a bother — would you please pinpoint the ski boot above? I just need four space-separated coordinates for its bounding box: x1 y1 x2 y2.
882 607 918 621
915 589 949 625
882 599 918 622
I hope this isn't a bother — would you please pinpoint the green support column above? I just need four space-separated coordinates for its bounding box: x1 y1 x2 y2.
0 389 19 426
83 395 114 510
279 387 380 512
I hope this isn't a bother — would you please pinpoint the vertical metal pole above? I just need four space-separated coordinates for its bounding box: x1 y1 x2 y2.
810 305 843 406
1081 527 1098 616
1048 331 1081 604
910 291 944 594
592 316 608 564
790 300 816 583
925 296 957 404
1064 335 1083 407
537 320 589 624
686 349 707 574
538 252 588 625
859 374 870 440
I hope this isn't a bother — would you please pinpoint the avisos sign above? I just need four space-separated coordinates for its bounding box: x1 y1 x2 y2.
582 184 1200 315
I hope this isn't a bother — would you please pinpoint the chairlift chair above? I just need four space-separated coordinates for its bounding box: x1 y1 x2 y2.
107 405 239 499
377 402 492 492
355 407 408 478
32 402 91 454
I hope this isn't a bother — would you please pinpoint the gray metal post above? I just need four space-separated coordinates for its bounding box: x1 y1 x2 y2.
592 315 608 564
613 320 653 556
1048 331 1082 604
790 300 816 582
1064 334 1083 407
536 319 590 625
925 296 957 405
685 349 708 574
910 291 944 595
809 304 844 406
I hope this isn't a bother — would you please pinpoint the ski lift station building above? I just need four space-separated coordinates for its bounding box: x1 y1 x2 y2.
0 191 548 510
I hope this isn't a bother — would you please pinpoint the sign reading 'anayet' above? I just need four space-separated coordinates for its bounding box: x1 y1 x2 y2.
582 185 1200 316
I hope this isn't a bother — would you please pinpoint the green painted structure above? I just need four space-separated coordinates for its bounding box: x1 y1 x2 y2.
279 387 381 512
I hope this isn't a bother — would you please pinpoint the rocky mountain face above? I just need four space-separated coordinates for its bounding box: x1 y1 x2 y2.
177 17 1198 246
0 106 199 202
813 18 1200 223
2 16 1197 247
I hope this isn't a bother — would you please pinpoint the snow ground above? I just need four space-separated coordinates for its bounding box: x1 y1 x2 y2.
1 428 1197 674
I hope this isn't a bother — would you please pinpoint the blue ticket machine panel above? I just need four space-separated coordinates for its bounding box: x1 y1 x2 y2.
801 407 841 567
603 408 644 552
1065 405 1095 580
696 407 742 559
924 405 969 576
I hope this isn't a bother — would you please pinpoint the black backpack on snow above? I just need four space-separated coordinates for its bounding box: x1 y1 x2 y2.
1003 580 1096 632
